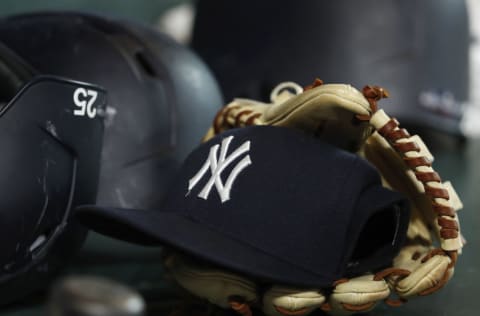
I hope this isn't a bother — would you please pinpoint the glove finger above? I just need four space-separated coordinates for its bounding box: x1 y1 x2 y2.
164 253 258 309
204 82 372 152
262 286 326 316
328 274 390 316
388 244 453 298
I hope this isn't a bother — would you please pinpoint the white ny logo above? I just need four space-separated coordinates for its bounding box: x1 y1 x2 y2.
187 136 252 203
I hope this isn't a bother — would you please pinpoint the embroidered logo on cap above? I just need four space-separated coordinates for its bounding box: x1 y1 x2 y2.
187 136 252 202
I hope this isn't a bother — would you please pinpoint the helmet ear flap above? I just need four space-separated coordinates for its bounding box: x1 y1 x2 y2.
0 11 223 304
0 42 35 106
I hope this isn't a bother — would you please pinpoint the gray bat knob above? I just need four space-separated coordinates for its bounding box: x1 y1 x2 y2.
48 276 145 316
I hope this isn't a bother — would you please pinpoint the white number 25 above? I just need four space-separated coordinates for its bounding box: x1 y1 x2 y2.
73 88 98 118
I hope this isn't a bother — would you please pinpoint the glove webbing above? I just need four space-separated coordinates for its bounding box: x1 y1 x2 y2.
203 81 460 315
229 296 253 316
377 119 459 240
360 85 458 297
360 85 459 252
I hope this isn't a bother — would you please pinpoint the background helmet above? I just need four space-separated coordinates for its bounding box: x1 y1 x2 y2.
0 11 222 304
192 0 469 138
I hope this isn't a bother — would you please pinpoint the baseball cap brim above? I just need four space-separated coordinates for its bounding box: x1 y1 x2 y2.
76 181 408 288
76 205 336 286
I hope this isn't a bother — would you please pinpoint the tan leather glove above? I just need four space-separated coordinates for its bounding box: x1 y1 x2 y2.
167 79 464 316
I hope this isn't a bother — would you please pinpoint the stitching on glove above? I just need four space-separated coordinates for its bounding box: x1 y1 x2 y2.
361 87 460 250
273 306 310 316
416 252 454 296
415 171 441 183
341 302 376 312
234 110 254 126
418 270 451 296
385 297 407 307
228 296 253 316
373 268 411 281
374 269 410 307
304 78 324 91
201 79 463 315
432 201 456 217
355 85 387 121
362 86 461 301
376 118 459 243
246 113 262 126
213 105 241 134
393 142 420 152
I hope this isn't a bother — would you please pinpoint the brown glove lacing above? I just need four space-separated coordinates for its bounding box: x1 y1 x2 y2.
212 105 262 135
228 295 254 316
212 79 326 135
359 85 459 302
211 81 459 315
228 294 315 316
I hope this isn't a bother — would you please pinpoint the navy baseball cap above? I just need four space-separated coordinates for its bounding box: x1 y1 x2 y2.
77 126 410 287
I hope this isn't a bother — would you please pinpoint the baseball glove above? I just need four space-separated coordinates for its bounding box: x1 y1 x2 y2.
164 79 464 316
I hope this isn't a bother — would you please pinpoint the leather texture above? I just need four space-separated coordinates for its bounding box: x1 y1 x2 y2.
168 80 464 315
